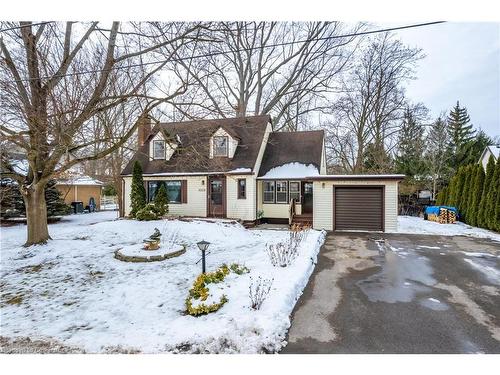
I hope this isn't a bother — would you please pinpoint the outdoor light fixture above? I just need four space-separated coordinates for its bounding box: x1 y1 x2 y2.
322 182 325 188
196 240 211 273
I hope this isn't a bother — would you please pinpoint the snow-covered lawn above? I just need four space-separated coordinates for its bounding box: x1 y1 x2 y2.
395 216 500 242
0 212 325 353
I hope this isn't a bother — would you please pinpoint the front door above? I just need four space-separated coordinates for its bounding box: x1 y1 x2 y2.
302 182 313 214
208 176 226 218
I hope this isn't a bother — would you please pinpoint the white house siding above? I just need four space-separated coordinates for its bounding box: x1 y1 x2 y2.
312 179 399 232
226 175 257 221
123 175 207 217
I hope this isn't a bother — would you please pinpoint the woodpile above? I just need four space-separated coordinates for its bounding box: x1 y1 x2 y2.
428 208 456 224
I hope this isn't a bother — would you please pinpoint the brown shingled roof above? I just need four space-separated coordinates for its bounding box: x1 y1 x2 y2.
121 115 270 175
258 130 324 177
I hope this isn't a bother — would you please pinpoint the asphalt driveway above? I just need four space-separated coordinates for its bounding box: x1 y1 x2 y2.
283 232 500 353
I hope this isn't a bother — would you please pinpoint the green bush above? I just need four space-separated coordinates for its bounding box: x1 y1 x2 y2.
135 203 160 221
153 183 169 217
185 263 250 316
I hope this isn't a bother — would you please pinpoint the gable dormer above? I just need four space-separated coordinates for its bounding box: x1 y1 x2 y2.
209 127 239 159
149 131 178 161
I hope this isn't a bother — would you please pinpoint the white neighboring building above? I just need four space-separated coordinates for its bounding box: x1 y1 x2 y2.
478 145 500 170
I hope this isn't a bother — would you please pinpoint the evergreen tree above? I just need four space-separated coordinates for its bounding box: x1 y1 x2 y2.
153 183 169 217
468 165 485 226
452 166 467 210
436 186 448 206
477 155 495 227
447 172 458 207
395 108 427 179
426 116 452 197
485 160 500 230
459 165 474 222
130 161 146 217
45 179 72 216
447 101 475 171
462 131 493 166
1 178 70 218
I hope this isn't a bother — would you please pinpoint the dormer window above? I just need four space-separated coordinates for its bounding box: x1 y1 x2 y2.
213 136 228 157
153 140 165 159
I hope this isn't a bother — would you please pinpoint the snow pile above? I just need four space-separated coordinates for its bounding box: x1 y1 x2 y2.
227 168 252 174
259 162 319 179
0 212 325 353
395 216 500 242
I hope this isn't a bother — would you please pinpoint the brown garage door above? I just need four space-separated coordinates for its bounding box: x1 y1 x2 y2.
334 186 384 231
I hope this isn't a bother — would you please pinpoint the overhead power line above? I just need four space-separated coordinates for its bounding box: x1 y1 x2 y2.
0 21 55 33
3 21 445 83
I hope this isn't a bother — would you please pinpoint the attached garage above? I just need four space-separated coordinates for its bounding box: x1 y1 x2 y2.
334 186 384 231
311 175 404 232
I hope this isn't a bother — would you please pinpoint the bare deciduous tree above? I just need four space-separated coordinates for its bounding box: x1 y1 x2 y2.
167 22 361 130
327 33 423 173
0 21 200 245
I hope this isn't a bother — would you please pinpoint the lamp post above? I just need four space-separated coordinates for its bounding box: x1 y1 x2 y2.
196 240 210 274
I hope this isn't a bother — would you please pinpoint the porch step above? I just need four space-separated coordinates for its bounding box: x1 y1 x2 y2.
291 214 313 226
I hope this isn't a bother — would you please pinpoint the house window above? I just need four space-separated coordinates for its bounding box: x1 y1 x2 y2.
153 140 165 159
237 179 246 199
289 181 300 203
276 181 288 203
213 136 228 156
148 180 182 203
263 181 275 203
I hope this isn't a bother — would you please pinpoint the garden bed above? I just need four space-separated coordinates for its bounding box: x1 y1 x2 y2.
114 244 186 262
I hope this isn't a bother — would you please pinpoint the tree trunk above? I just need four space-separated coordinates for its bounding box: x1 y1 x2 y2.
23 184 51 246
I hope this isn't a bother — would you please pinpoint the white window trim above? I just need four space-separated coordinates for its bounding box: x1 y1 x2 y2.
152 140 166 160
289 181 301 203
213 136 228 157
276 180 288 204
263 180 275 203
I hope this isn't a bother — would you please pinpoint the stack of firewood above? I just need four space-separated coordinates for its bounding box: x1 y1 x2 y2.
427 208 456 224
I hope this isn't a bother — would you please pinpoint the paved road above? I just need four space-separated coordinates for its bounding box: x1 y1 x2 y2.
283 232 500 354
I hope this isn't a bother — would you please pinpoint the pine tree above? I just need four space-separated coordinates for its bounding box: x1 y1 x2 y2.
436 186 448 205
130 160 146 217
447 101 475 171
459 165 474 222
45 179 72 216
468 165 485 227
395 108 427 178
453 166 467 210
485 159 500 230
447 172 458 207
426 116 451 198
477 155 495 227
153 182 169 217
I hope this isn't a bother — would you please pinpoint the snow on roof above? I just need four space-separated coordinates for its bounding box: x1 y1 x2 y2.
258 162 319 179
57 175 104 186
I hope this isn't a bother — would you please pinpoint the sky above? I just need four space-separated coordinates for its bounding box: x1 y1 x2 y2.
388 22 500 138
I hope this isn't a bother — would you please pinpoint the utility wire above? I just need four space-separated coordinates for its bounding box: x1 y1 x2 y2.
0 21 55 33
3 21 445 83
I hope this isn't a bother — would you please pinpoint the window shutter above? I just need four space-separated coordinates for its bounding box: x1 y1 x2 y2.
181 180 187 203
144 181 149 201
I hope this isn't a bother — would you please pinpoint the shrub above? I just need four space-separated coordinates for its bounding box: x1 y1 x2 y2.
135 203 160 221
266 227 306 267
229 263 250 275
153 183 169 217
130 161 146 217
185 263 249 316
249 276 273 310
